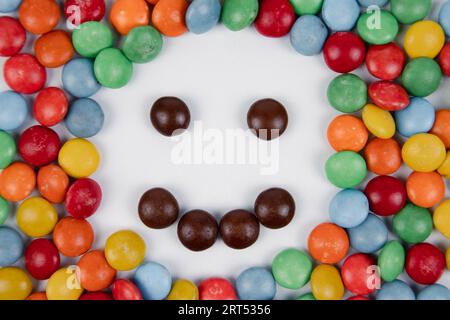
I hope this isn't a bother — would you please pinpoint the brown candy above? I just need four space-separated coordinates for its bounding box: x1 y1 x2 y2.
254 188 295 229
219 210 260 250
177 210 218 251
247 98 288 140
138 188 179 229
150 96 191 136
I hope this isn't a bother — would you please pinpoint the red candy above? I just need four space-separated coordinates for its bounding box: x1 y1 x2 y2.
198 278 237 300
347 295 370 300
0 17 26 57
323 32 366 74
255 0 295 38
368 81 409 111
366 42 405 80
438 43 450 77
406 243 445 285
24 238 60 280
18 125 61 167
341 253 377 296
64 0 106 26
364 175 406 217
33 87 69 127
65 178 102 219
112 279 143 300
79 292 113 300
4 54 46 94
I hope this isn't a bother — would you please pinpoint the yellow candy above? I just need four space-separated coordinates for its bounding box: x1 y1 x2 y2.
362 104 395 139
105 230 146 271
58 138 100 178
17 197 58 237
446 247 450 270
438 151 450 178
404 21 445 59
167 279 199 300
46 268 83 300
402 133 446 173
0 267 32 300
434 199 450 238
310 264 344 300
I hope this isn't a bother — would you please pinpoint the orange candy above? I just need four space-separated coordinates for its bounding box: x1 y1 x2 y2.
152 0 188 37
26 292 48 300
37 165 69 204
308 223 349 264
431 110 450 148
53 217 94 257
109 0 150 35
146 0 159 4
34 30 74 68
0 162 36 202
19 0 61 35
77 250 116 292
327 115 368 152
364 138 402 175
406 171 445 208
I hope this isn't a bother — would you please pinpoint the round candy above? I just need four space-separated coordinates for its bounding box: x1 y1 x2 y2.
0 91 28 131
404 21 445 59
308 223 349 264
378 240 405 282
402 133 446 173
310 264 344 300
66 98 104 138
46 267 83 300
329 189 369 228
272 248 312 289
395 97 435 137
37 165 69 204
24 238 59 280
80 292 112 300
167 279 199 300
0 227 23 267
297 292 316 300
94 48 133 89
364 175 406 217
406 243 445 285
34 30 74 68
347 295 369 300
366 42 405 81
112 279 143 300
290 0 323 14
368 81 409 111
247 99 288 141
62 58 101 98
236 267 276 300
325 151 367 188
290 15 328 56
152 0 188 37
407 172 445 208
26 292 48 300
0 162 35 202
122 26 163 64
58 138 100 178
254 188 295 229
53 217 94 257
393 204 432 244
434 199 450 238
402 58 442 97
447 248 450 269
64 0 106 25
221 0 258 31
134 262 172 300
33 87 68 127
391 0 431 25
255 0 295 38
18 125 61 167
4 54 46 94
139 188 180 229
439 152 450 178
376 280 415 300
357 10 399 45
321 0 359 31
0 0 22 12
219 210 260 249
431 109 450 148
109 0 149 35
18 0 60 35
0 196 9 225
341 253 377 296
439 43 450 76
72 22 113 58
0 267 32 300
417 284 450 300
364 138 402 175
177 210 218 251
323 32 366 73
105 230 146 271
186 0 221 34
327 115 368 152
348 214 388 253
357 0 388 6
361 104 396 139
150 97 191 137
0 17 26 57
66 178 102 219
198 278 237 300
0 130 16 169
77 250 116 292
17 197 58 237
327 74 367 113
440 1 450 36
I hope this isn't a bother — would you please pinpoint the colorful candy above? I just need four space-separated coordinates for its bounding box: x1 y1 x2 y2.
122 26 163 64
325 151 367 188
236 267 276 300
406 243 445 285
290 0 323 14
58 138 100 178
105 230 146 271
18 125 61 167
53 217 94 257
327 74 367 113
37 165 69 204
16 197 58 237
134 262 172 300
255 0 295 38
404 21 445 59
310 264 344 300
290 15 328 56
66 98 104 138
186 0 221 35
368 81 409 111
0 130 16 169
79 292 112 300
112 279 143 300
439 1 450 36
18 0 60 35
64 0 106 25
24 238 60 280
34 30 74 68
167 279 199 300
348 214 388 253
365 42 405 81
0 226 23 266
198 278 237 300
321 0 359 31
402 58 442 97
221 0 258 31
72 22 113 58
0 267 32 300
308 223 349 264
4 54 46 94
357 10 399 45
0 162 36 202
395 97 435 137
0 91 28 131
406 171 445 208
433 199 450 238
152 0 188 37
109 0 150 36
65 178 102 219
0 196 9 225
272 248 312 289
364 175 406 217
402 133 446 173
33 87 69 127
376 280 415 300
417 284 450 300
77 250 116 292
0 0 22 13
323 32 366 73
393 204 433 244
364 138 402 175
431 109 450 148
46 267 83 300
0 17 26 57
341 253 377 296
62 58 101 98
390 0 431 25
378 240 405 282
94 48 133 89
329 189 369 228
327 115 368 152
361 104 396 139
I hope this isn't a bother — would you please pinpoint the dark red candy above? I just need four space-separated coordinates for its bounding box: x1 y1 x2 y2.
406 243 445 285
341 253 377 296
347 295 370 300
33 87 69 127
4 54 46 94
112 279 143 300
438 43 450 77
323 32 366 74
366 43 405 80
65 178 102 219
198 278 237 300
255 0 295 38
368 81 409 111
0 17 26 57
64 0 106 25
18 125 61 167
79 292 113 300
364 175 406 217
24 238 60 280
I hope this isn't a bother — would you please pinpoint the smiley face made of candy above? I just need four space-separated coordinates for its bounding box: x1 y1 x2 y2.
0 0 450 302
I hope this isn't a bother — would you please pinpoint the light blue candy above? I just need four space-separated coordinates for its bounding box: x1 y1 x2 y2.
134 262 172 300
376 280 415 300
395 97 435 137
290 15 328 56
348 214 387 253
439 1 450 37
62 58 101 98
322 0 360 31
0 0 22 13
417 284 450 300
186 0 221 34
329 189 369 228
357 0 389 7
0 226 23 267
65 98 104 138
236 267 276 300
0 91 28 131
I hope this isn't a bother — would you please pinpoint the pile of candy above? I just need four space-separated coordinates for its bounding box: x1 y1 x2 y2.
0 0 450 300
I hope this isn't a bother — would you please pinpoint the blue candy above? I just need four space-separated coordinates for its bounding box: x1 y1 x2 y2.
357 0 389 7
329 189 369 228
0 91 28 131
0 226 23 267
376 280 415 300
134 262 172 300
322 0 360 31
395 97 435 137
348 214 388 253
417 284 450 300
0 0 22 13
65 98 104 138
186 0 221 34
439 1 450 37
290 15 328 56
236 267 276 300
62 58 101 98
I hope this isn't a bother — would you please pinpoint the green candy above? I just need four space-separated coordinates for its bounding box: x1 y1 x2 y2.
357 11 399 45
402 58 442 97
222 0 259 31
272 249 312 290
327 74 367 113
325 151 367 189
0 131 16 169
73 21 114 58
122 26 163 64
393 204 433 244
378 241 405 282
0 196 10 225
391 0 432 25
94 48 133 89
296 292 316 300
289 0 323 15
